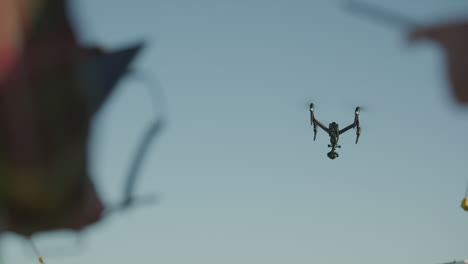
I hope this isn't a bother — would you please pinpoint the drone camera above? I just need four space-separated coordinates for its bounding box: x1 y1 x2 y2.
327 151 339 159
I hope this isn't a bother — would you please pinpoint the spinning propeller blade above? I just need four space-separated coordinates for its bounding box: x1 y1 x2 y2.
344 0 417 30
106 193 160 215
27 237 45 263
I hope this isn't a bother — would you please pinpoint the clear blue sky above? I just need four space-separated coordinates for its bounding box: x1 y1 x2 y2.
3 0 468 263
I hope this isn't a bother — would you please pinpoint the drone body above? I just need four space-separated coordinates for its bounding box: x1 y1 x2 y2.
309 103 361 159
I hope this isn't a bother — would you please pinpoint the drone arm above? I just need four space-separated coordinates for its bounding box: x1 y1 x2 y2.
314 119 329 133
310 109 317 140
354 110 361 144
355 126 361 144
340 107 361 143
313 124 317 140
310 105 327 139
339 123 355 135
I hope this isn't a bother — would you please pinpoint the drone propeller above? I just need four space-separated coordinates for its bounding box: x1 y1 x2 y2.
344 0 417 30
27 237 45 263
461 181 468 211
297 97 332 110
464 180 468 198
356 105 372 113
22 193 160 262
105 193 160 215
302 99 370 113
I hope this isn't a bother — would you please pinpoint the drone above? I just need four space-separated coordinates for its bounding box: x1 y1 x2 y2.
309 103 361 159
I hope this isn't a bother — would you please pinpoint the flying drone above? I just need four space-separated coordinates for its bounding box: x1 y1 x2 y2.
309 103 361 159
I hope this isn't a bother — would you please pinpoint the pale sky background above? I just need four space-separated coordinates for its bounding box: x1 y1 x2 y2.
3 0 468 264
